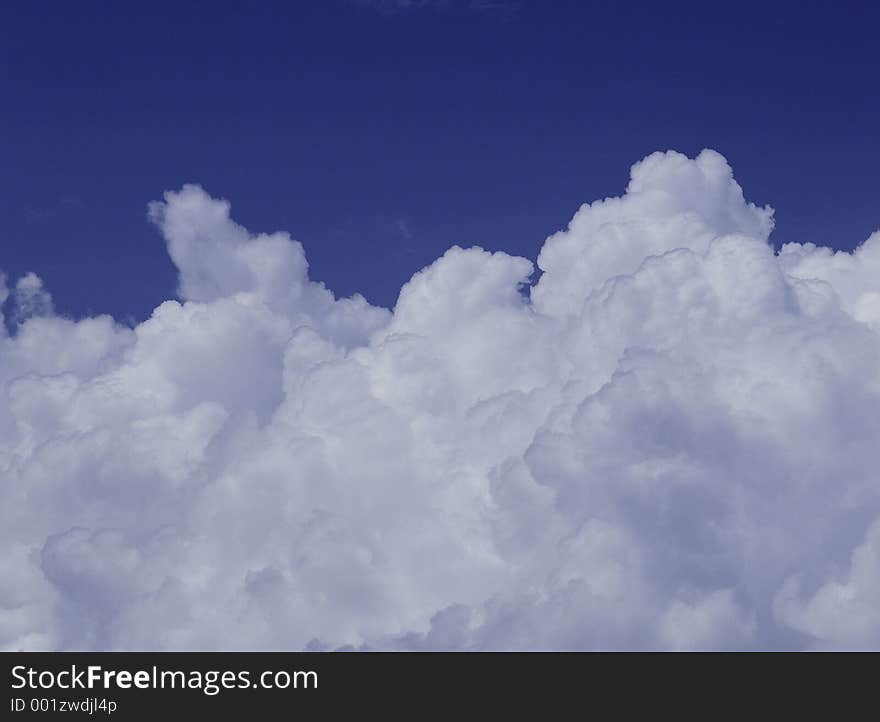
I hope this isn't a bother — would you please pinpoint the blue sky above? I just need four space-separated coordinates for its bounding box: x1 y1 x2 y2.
2 0 877 320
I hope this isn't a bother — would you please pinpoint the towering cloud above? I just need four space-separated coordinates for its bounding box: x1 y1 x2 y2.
2 150 879 650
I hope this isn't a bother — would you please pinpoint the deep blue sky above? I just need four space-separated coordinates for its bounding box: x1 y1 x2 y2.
1 0 878 321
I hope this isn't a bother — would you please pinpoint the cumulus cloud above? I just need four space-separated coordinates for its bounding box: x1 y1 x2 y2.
8 272 54 327
2 149 879 650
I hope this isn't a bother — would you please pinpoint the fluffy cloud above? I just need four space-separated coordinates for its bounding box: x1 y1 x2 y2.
2 149 879 650
8 272 54 327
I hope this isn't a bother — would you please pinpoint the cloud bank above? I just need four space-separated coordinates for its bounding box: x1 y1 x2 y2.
3 149 880 650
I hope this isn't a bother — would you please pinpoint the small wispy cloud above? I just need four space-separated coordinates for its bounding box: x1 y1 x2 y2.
392 217 413 241
350 0 522 20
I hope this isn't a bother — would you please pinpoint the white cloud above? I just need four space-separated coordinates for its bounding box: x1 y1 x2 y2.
0 273 8 337
2 149 879 650
9 272 54 326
